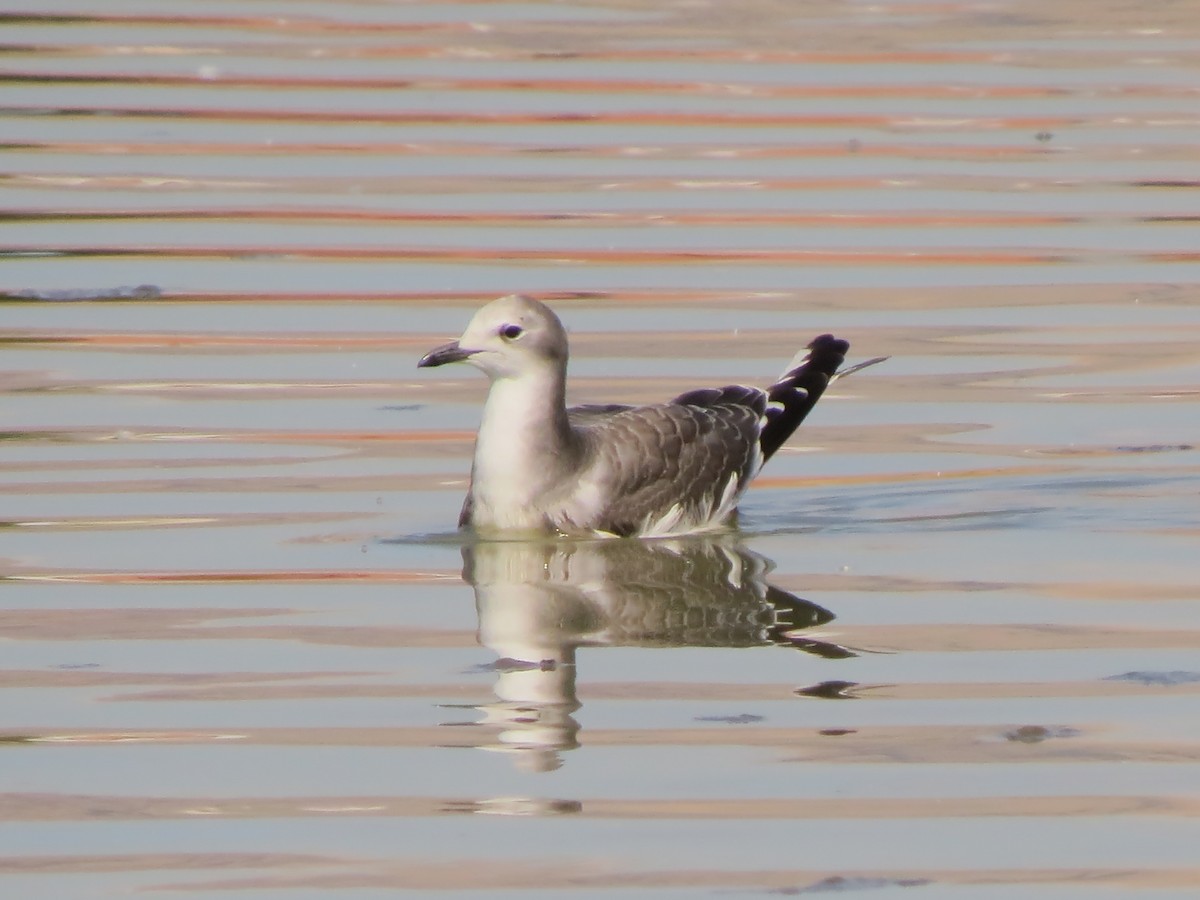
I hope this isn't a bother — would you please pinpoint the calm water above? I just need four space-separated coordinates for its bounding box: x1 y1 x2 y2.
3 0 1200 896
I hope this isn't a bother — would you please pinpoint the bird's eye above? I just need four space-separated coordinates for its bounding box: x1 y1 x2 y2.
500 324 524 340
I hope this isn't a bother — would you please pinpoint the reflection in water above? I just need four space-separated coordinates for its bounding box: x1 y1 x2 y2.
456 538 845 772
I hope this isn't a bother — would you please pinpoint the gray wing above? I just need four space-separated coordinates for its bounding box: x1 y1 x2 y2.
574 387 766 536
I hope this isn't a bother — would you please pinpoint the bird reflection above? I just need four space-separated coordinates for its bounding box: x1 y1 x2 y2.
452 537 848 772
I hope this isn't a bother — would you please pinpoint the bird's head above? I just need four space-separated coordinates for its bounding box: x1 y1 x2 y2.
418 294 569 380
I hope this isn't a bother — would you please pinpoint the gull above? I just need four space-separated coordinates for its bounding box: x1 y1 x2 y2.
418 294 881 537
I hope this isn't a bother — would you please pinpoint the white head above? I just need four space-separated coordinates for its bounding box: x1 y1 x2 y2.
418 294 569 380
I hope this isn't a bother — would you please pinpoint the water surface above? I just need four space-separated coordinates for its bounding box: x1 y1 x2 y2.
2 0 1200 896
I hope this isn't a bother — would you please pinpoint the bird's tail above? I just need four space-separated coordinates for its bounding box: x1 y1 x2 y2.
832 354 890 382
758 334 885 462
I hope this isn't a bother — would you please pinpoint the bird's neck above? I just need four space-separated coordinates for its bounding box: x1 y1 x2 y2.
473 364 576 494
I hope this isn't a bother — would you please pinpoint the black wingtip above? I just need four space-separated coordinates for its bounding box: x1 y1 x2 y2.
808 333 850 354
803 333 851 368
757 334 850 462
